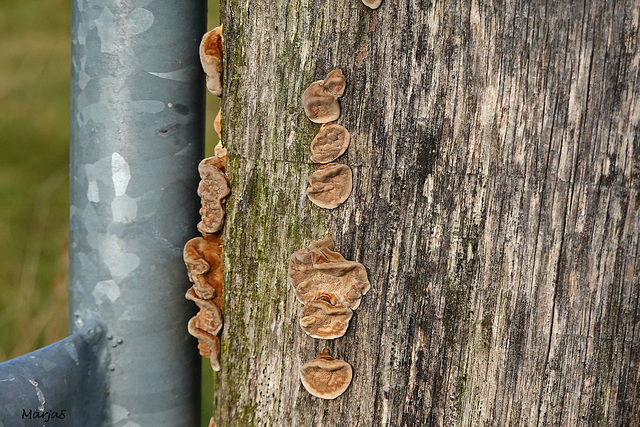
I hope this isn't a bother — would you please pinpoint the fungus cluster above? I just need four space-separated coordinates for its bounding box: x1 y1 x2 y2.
183 150 229 372
302 69 353 209
295 67 373 398
183 26 229 374
289 236 370 339
200 25 224 149
289 236 370 399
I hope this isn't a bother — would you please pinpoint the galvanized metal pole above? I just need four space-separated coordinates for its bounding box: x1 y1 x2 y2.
69 1 206 425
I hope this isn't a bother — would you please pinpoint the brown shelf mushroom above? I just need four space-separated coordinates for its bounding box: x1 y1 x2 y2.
185 288 223 335
302 69 346 123
197 156 231 234
199 26 223 96
306 163 353 209
289 236 370 310
183 235 223 300
310 123 351 164
184 235 224 372
300 295 353 339
362 0 383 9
187 316 221 371
321 69 346 98
300 349 352 399
214 108 222 139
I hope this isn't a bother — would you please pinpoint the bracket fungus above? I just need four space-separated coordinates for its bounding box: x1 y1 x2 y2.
362 0 383 9
188 317 221 371
310 123 351 164
300 349 353 399
185 288 223 336
184 25 230 374
197 156 231 234
183 235 224 371
183 235 223 300
307 163 353 209
300 295 354 339
200 26 224 96
302 69 346 123
214 109 222 139
289 236 370 310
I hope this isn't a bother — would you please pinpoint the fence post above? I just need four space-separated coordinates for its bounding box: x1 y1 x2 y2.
68 0 206 425
0 1 206 425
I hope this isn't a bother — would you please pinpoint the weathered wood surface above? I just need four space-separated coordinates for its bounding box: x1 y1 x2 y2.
215 0 640 425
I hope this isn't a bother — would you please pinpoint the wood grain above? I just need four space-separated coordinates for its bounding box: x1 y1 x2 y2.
215 0 640 425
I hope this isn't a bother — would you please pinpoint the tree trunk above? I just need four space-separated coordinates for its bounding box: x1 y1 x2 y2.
214 0 640 425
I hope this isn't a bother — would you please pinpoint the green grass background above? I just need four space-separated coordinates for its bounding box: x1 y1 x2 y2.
0 1 220 424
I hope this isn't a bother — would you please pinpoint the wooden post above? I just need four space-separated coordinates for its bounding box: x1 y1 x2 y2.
215 0 640 425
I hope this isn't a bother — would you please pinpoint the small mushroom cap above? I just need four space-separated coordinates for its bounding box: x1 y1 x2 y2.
289 236 371 310
302 81 341 124
310 123 351 164
214 141 227 161
183 236 223 300
300 297 353 339
362 0 383 9
321 69 346 98
185 288 223 335
197 157 231 234
198 174 230 203
198 157 229 191
300 349 352 399
205 74 222 97
200 26 224 96
307 163 353 209
188 316 222 371
214 108 222 139
198 202 225 234
200 26 223 75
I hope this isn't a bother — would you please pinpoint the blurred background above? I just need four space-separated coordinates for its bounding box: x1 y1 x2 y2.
0 1 219 425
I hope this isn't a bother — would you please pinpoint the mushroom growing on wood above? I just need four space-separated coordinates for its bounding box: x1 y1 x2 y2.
306 163 353 209
185 288 223 336
214 108 222 139
302 69 346 123
362 0 383 9
300 349 352 399
321 69 346 97
300 294 353 339
183 235 223 300
288 236 370 310
183 236 224 372
197 156 230 234
187 317 221 371
310 123 351 164
199 26 223 96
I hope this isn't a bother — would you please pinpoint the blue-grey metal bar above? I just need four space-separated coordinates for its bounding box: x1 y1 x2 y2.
68 0 206 426
0 314 108 427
